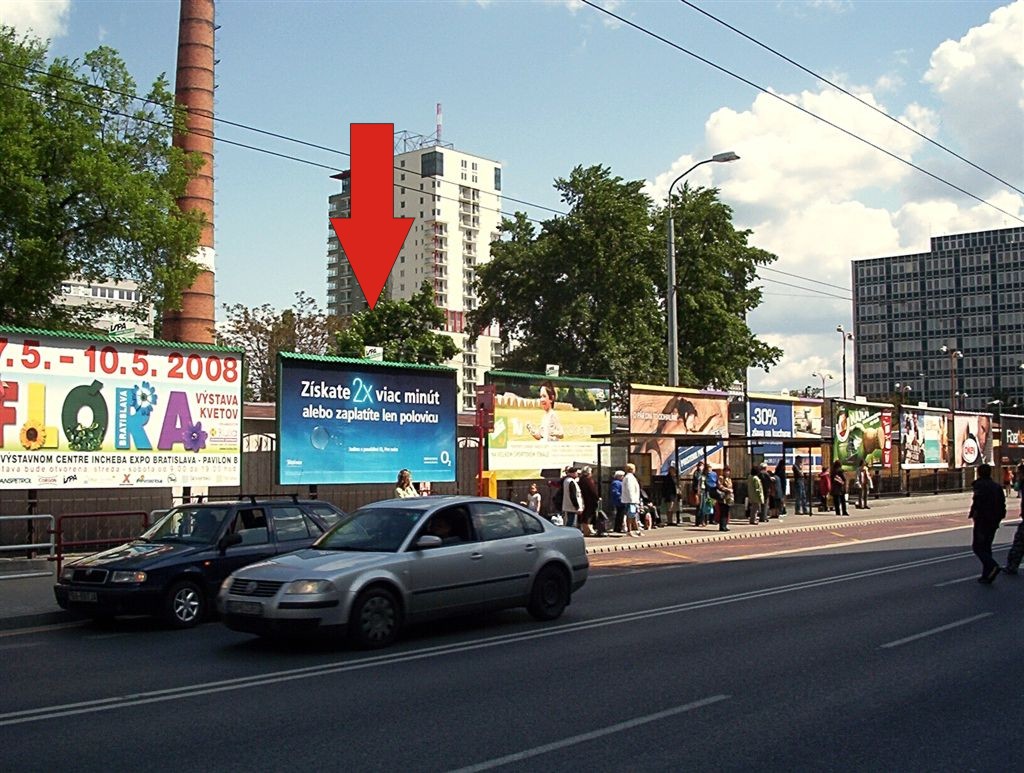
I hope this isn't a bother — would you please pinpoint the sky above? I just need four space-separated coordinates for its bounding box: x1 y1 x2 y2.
2 0 1023 396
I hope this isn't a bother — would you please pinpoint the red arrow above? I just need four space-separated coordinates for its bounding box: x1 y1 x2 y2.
330 123 414 309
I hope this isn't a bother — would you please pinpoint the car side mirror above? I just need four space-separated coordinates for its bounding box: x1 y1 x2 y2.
219 533 243 553
414 535 443 550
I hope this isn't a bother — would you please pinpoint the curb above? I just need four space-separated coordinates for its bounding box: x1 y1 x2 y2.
584 509 966 555
0 610 82 632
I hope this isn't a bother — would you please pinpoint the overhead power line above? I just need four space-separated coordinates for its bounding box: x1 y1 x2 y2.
578 0 1023 225
0 60 860 302
678 0 1024 199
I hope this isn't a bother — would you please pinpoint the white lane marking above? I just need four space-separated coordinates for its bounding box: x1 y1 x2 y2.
880 613 993 649
0 621 87 639
723 525 970 561
934 576 981 587
448 695 730 773
0 549 975 728
0 642 42 651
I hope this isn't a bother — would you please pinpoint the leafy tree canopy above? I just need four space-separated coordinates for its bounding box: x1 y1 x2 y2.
0 27 203 330
334 280 460 366
467 164 782 392
219 291 341 402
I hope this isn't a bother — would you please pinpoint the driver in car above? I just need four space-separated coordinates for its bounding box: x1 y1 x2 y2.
427 514 461 545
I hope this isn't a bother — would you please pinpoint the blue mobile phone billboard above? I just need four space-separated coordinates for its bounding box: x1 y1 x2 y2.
276 353 456 484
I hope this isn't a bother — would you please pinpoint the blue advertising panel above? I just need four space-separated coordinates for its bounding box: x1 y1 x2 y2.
276 354 456 485
748 399 795 439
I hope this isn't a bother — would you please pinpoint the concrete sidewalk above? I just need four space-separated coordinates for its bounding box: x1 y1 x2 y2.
0 491 992 631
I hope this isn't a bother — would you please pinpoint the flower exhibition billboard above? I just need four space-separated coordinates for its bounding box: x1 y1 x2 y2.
899 407 950 469
485 371 611 480
832 399 894 471
277 353 457 485
0 327 243 489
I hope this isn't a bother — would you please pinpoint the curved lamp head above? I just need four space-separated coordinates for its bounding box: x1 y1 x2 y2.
711 151 740 163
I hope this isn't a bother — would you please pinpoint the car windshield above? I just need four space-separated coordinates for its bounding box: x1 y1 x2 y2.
313 507 423 552
140 506 230 545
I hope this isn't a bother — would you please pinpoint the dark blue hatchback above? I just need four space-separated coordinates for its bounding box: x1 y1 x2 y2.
54 498 345 628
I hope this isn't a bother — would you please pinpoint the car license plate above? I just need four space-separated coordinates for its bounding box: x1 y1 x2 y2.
227 599 262 616
68 590 97 603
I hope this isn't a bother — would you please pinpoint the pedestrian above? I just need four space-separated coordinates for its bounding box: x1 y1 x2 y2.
610 470 626 534
747 465 765 523
717 465 734 531
662 466 680 526
758 463 775 521
691 461 705 523
1004 492 1024 575
561 467 583 529
969 463 1006 583
395 469 418 498
705 466 720 525
579 467 600 536
774 459 788 517
830 461 849 516
621 462 643 537
855 461 873 510
817 467 831 513
525 483 542 514
1016 460 1024 498
1002 465 1013 497
793 456 810 515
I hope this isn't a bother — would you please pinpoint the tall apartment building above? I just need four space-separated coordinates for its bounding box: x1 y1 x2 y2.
852 226 1024 411
326 138 503 411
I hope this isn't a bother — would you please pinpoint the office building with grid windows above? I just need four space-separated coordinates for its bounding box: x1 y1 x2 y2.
326 142 503 411
852 226 1024 411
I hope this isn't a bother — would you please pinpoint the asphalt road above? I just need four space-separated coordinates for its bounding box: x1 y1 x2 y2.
1 519 1021 772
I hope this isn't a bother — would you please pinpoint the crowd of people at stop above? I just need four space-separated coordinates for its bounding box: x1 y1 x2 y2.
536 455 887 538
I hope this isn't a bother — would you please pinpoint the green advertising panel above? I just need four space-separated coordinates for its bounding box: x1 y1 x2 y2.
832 400 894 471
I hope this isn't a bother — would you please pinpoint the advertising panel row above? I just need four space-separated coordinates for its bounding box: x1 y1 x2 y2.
832 400 893 471
277 354 457 485
629 385 729 475
0 327 243 489
485 372 611 480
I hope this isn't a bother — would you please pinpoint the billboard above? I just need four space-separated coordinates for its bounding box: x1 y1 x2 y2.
953 412 993 468
485 372 611 480
629 385 729 475
832 400 894 471
747 396 823 471
0 327 242 489
899 407 950 469
1002 415 1024 462
277 354 456 485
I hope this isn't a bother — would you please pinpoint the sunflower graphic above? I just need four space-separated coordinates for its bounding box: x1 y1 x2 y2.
20 421 46 451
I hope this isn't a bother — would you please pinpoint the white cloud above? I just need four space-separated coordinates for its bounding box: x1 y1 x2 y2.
923 0 1024 187
0 0 70 39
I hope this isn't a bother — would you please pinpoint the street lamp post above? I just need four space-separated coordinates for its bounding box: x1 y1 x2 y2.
666 151 740 386
811 371 833 397
836 324 855 399
895 382 912 402
940 345 964 409
955 391 969 410
918 371 927 405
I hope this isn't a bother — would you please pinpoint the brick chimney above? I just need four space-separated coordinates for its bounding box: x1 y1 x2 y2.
163 0 216 344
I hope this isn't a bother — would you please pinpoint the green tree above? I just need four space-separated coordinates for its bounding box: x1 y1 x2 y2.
219 291 341 401
333 281 459 365
468 165 782 391
468 165 666 390
0 27 203 330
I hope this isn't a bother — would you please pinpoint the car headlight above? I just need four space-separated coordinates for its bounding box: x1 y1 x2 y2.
110 570 147 583
284 579 335 595
60 565 75 582
220 576 234 593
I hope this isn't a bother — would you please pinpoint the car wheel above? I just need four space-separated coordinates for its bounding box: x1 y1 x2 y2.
349 587 401 649
164 580 205 629
527 565 570 621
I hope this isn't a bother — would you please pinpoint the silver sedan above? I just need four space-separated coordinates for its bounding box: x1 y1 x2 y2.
216 495 588 648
